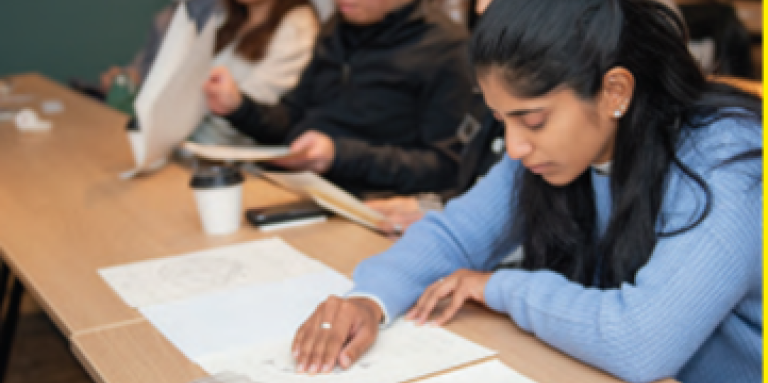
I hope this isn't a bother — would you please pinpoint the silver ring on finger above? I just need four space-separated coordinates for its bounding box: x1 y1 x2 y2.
320 322 332 330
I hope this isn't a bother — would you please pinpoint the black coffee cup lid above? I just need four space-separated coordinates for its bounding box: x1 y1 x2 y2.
125 118 140 132
190 164 244 189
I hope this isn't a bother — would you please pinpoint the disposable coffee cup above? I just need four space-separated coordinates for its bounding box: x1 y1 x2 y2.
190 163 244 235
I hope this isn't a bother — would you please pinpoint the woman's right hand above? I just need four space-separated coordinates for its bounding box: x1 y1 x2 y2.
292 296 383 374
204 66 242 115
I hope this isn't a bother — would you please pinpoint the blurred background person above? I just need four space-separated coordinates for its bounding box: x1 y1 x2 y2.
365 0 498 235
204 0 477 196
98 0 219 98
97 0 318 148
189 0 319 145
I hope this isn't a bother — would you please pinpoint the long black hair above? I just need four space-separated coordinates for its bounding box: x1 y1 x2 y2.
472 0 761 288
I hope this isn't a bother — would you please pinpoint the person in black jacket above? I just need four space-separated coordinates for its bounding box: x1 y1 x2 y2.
366 112 504 236
365 0 500 236
204 0 475 196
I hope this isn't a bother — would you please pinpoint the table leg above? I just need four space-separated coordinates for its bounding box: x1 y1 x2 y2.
0 261 7 313
0 278 23 383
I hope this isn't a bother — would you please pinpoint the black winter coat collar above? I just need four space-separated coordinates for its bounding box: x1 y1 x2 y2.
318 0 428 63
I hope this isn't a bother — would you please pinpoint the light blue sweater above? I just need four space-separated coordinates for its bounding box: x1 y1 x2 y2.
350 115 762 383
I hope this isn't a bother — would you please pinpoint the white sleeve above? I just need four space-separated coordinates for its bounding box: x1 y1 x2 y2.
345 293 392 327
239 6 318 105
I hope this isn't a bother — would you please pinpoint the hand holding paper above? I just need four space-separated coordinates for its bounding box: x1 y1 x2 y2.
270 130 336 174
205 67 242 116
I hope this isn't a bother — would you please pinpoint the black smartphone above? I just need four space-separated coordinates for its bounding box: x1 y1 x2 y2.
245 200 328 227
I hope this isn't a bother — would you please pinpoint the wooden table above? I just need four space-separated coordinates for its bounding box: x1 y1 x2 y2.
72 303 655 383
0 73 302 336
1 74 677 383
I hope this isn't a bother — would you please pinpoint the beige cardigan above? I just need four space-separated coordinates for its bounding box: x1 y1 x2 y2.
212 5 318 105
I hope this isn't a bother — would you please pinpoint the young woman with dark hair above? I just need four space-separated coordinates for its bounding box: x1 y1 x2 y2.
364 0 687 238
189 0 319 144
290 0 762 381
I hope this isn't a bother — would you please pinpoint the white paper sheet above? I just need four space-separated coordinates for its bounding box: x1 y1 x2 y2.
191 372 256 383
99 238 331 307
131 3 217 174
134 5 194 113
421 360 538 383
197 320 496 383
141 270 353 361
261 171 384 230
183 142 291 161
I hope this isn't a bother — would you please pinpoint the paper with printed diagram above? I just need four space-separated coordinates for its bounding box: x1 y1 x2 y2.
99 238 331 308
197 319 496 383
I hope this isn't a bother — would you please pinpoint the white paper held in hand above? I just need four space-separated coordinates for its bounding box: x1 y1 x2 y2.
183 142 291 161
128 3 217 175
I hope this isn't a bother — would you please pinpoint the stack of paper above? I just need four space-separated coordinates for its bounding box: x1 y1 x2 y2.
190 361 539 383
140 271 353 361
190 372 255 383
100 238 534 383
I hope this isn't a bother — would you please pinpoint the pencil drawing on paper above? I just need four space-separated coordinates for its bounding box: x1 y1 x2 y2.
158 257 245 291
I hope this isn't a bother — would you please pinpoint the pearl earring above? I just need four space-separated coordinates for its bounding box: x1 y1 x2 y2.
614 110 622 118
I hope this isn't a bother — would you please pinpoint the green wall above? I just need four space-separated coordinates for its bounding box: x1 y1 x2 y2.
0 0 170 83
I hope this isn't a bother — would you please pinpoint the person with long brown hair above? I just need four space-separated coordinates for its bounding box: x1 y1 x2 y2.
190 0 319 145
